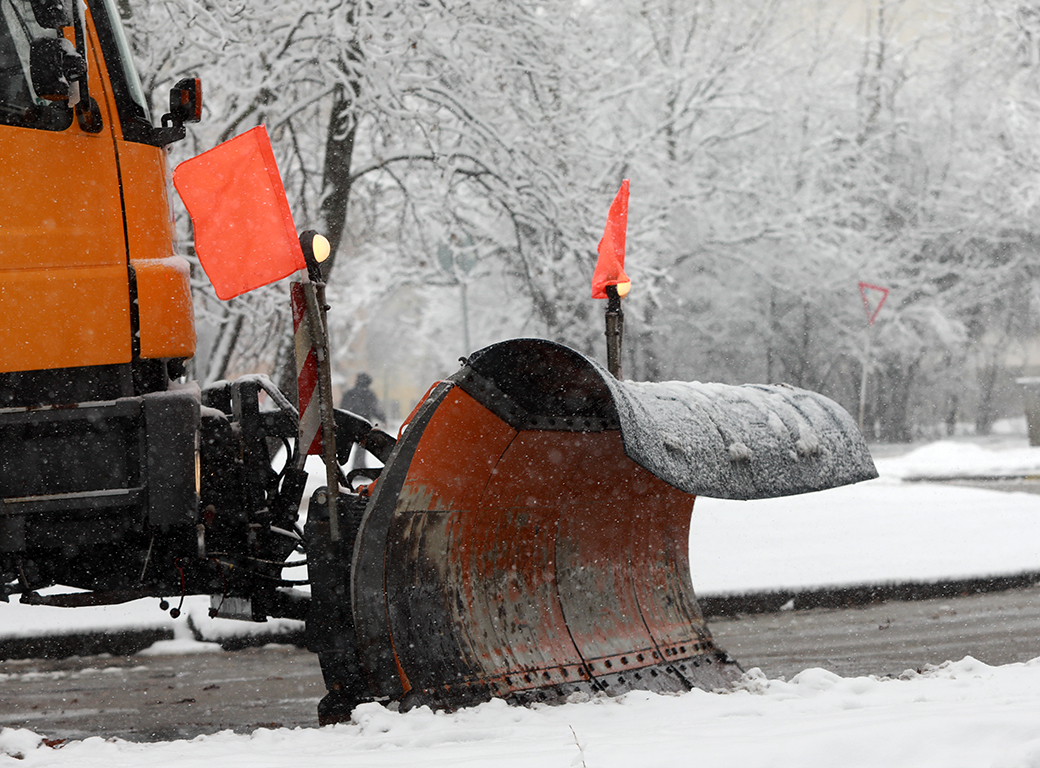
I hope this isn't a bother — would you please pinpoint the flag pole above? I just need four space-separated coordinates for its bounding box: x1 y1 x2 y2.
298 231 340 541
858 326 871 432
856 281 890 434
593 179 631 380
605 284 624 379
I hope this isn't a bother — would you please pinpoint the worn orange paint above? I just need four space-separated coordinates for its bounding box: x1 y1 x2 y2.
378 385 740 706
399 387 517 512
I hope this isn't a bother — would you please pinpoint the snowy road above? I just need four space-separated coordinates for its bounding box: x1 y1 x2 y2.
0 645 323 742
710 582 1040 680
4 437 1040 760
3 583 1040 743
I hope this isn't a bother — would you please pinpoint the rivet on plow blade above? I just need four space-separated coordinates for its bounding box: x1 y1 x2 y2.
350 339 876 711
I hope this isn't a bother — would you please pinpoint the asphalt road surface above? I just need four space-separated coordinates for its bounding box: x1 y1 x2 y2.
0 644 325 742
3 582 1040 743
709 581 1040 680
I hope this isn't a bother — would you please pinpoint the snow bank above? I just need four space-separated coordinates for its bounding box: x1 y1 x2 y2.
690 439 1040 595
876 440 1040 480
0 593 204 640
0 592 303 647
690 475 1040 594
4 656 1040 767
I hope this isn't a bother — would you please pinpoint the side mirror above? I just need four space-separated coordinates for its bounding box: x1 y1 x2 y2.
28 36 81 101
169 77 202 125
156 77 202 145
29 0 72 29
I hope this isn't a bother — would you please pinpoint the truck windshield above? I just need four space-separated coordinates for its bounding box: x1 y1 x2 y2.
89 0 157 143
94 0 147 118
0 0 71 130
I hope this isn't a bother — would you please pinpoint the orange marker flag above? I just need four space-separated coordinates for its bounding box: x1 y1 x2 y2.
592 179 632 299
173 125 306 300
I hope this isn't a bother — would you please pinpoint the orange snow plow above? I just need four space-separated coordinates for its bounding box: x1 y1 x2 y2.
332 338 877 713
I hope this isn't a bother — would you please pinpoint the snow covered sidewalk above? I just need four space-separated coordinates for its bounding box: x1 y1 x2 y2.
690 438 1040 595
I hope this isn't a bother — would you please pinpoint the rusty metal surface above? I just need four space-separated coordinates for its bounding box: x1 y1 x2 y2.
349 381 456 700
351 337 875 709
352 380 741 710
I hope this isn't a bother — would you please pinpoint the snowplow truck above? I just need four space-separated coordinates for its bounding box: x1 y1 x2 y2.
0 0 877 723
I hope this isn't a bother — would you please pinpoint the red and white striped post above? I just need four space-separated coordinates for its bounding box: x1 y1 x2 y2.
292 282 323 456
292 232 340 539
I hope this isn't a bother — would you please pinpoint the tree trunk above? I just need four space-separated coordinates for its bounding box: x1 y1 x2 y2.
319 75 361 279
271 60 361 395
975 362 999 436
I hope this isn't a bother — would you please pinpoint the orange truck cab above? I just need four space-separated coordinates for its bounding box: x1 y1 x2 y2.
0 0 196 401
1 3 386 712
0 0 210 592
0 0 350 662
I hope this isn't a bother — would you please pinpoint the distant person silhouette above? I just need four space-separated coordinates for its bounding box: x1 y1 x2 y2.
339 372 385 424
340 373 385 472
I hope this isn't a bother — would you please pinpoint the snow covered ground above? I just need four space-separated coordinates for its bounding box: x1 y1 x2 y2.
4 657 1040 766
3 433 1040 764
690 436 1040 594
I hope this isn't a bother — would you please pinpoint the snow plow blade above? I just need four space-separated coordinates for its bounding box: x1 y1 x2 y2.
351 339 876 709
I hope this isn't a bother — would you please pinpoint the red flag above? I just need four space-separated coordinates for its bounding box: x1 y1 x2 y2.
592 180 631 299
173 125 306 300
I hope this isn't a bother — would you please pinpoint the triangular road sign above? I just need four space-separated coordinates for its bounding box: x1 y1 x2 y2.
858 281 889 326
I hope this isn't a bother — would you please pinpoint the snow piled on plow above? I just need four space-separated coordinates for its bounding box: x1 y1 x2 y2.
611 377 877 499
